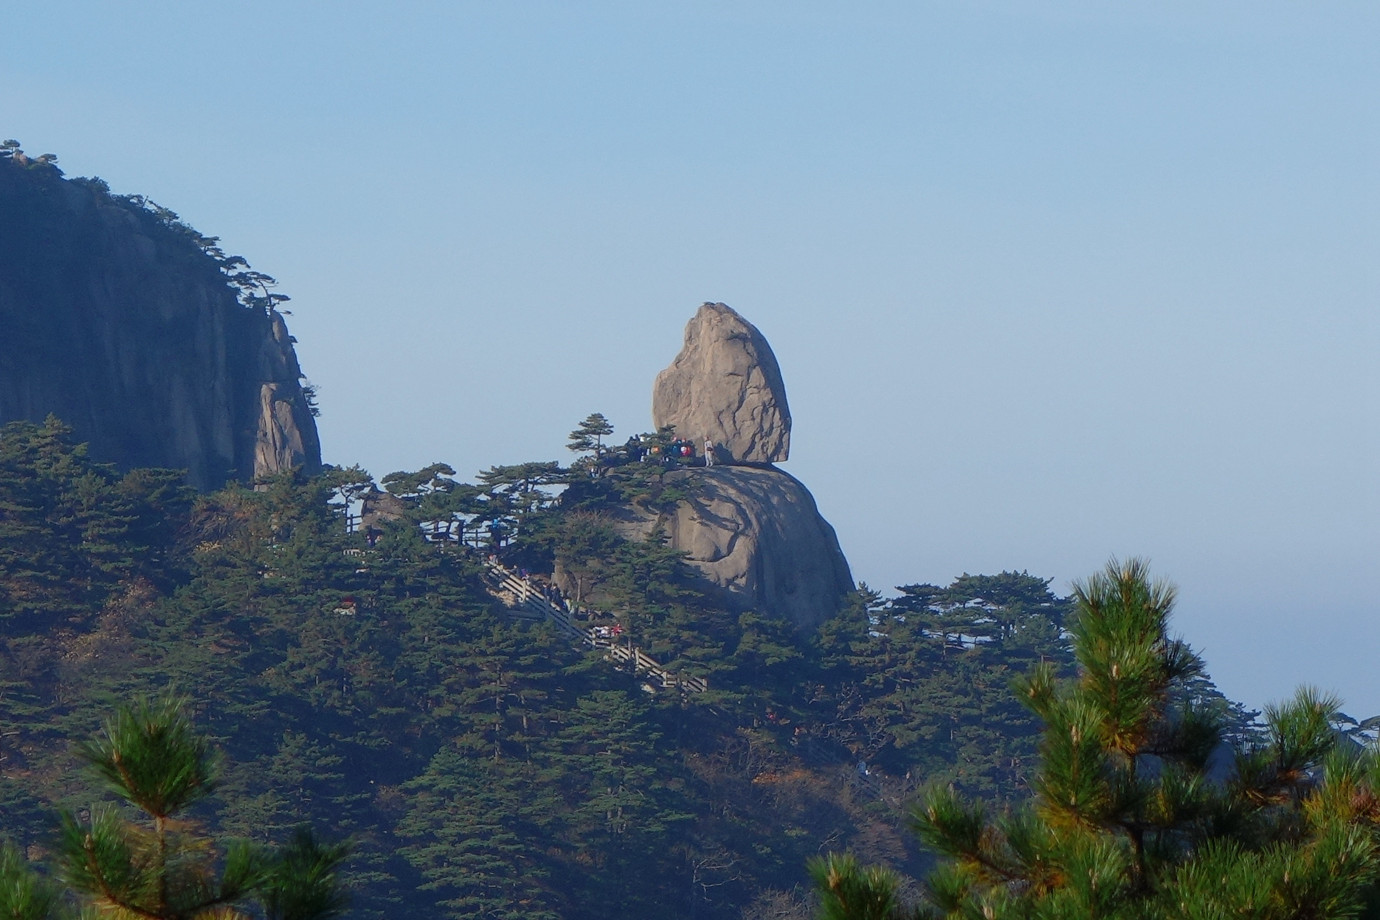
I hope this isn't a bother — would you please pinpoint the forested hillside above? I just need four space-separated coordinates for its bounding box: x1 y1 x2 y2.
0 417 1107 919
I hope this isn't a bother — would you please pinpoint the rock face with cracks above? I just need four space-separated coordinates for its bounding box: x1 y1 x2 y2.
652 302 791 465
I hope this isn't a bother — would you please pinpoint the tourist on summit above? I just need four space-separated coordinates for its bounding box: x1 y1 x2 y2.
704 439 715 466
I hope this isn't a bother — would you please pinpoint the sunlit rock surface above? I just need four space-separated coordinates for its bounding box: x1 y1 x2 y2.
611 466 853 632
652 302 791 465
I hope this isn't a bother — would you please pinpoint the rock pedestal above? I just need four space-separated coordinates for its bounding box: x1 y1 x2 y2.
616 466 853 632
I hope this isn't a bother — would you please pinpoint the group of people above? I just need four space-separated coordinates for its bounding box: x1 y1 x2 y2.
537 578 566 611
614 435 722 469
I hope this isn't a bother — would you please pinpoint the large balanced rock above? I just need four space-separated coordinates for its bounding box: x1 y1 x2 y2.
0 153 320 489
611 466 853 632
652 303 790 464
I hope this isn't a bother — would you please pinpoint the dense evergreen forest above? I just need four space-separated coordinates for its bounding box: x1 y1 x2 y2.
5 145 1374 919
0 415 1115 919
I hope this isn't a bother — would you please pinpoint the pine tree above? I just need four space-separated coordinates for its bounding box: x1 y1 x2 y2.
807 853 914 920
549 689 692 919
567 414 615 464
819 559 1380 919
55 695 349 920
398 747 561 920
0 842 59 920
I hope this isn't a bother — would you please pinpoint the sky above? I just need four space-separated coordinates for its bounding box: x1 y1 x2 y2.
3 1 1376 716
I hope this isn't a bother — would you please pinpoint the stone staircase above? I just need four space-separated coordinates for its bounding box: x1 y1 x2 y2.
482 559 708 695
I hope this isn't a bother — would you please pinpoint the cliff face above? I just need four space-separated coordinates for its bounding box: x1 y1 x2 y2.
0 156 320 489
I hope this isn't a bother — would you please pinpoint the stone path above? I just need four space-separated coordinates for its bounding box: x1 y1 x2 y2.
481 558 708 694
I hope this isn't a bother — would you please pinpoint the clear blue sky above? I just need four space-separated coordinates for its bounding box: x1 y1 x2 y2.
5 2 1376 715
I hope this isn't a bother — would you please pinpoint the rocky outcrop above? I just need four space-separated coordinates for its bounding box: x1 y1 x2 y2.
609 467 853 633
587 302 854 630
251 313 319 481
0 155 321 489
652 303 791 465
358 486 407 537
